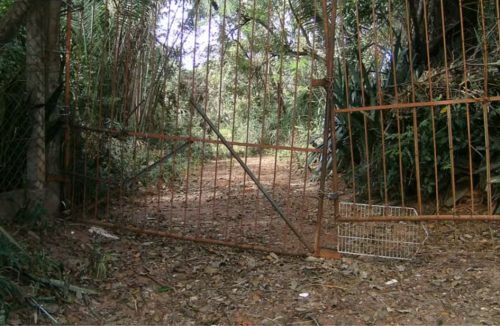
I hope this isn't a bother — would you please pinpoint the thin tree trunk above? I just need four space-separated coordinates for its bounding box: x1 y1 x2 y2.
409 0 479 67
45 0 63 212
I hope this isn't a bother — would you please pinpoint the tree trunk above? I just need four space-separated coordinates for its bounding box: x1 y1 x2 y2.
410 0 479 68
0 0 31 45
26 0 62 210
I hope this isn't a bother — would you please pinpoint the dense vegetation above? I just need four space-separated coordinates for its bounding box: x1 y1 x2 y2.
1 0 499 204
65 0 500 210
1 1 499 202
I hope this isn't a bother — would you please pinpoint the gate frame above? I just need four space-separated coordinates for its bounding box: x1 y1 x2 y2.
64 0 500 262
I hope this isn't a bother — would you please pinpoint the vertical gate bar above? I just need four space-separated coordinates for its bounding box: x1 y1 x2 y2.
250 0 259 233
105 8 119 219
286 3 302 226
184 0 201 229
314 0 338 255
314 0 331 255
71 9 85 215
172 0 187 212
424 0 440 214
421 0 439 214
458 0 475 213
70 129 77 214
479 0 493 215
215 0 229 238
278 0 289 245
354 2 372 204
272 9 286 197
156 105 165 211
197 0 214 224
128 30 144 215
328 0 339 224
93 23 112 219
93 71 102 219
64 0 73 204
371 0 389 205
138 47 149 211
191 100 314 252
387 0 405 207
271 0 287 242
80 6 91 217
440 0 457 212
154 3 167 212
119 20 130 219
243 0 258 212
121 28 130 125
346 110 356 203
83 5 98 218
254 0 273 232
337 2 357 203
273 0 289 201
82 133 88 217
403 0 422 213
301 0 319 221
228 0 243 241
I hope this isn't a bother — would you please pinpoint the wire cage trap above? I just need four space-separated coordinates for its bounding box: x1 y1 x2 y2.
336 202 428 260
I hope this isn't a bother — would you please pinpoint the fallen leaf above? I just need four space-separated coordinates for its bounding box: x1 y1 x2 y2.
385 279 398 286
204 265 218 275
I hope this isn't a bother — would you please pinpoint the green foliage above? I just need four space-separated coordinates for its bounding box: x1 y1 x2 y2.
0 0 14 17
305 0 500 210
0 226 66 324
90 247 111 280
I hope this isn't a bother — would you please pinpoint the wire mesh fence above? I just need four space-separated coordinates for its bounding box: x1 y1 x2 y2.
0 92 31 193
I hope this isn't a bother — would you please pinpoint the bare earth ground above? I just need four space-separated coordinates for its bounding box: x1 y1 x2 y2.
8 157 500 325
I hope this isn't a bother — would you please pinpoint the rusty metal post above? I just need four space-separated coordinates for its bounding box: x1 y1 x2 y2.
314 0 338 257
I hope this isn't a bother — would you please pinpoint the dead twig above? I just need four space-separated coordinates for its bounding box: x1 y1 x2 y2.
28 298 59 325
31 277 98 295
0 225 23 251
305 314 321 326
318 283 348 291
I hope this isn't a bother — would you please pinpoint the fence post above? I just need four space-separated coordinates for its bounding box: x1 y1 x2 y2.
314 0 338 256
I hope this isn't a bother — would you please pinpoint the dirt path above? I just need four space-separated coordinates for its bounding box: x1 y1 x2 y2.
111 155 334 254
8 156 500 325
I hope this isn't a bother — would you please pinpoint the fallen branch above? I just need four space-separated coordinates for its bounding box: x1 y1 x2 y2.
27 297 59 325
30 276 98 296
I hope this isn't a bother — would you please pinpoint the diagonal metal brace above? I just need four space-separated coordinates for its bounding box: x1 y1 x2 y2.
190 98 313 253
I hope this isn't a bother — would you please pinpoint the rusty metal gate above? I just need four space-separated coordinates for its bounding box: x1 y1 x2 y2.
66 0 500 258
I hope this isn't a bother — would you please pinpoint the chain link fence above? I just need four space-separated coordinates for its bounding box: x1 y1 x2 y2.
0 89 31 193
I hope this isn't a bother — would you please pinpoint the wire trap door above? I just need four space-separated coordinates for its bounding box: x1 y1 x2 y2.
336 202 428 260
